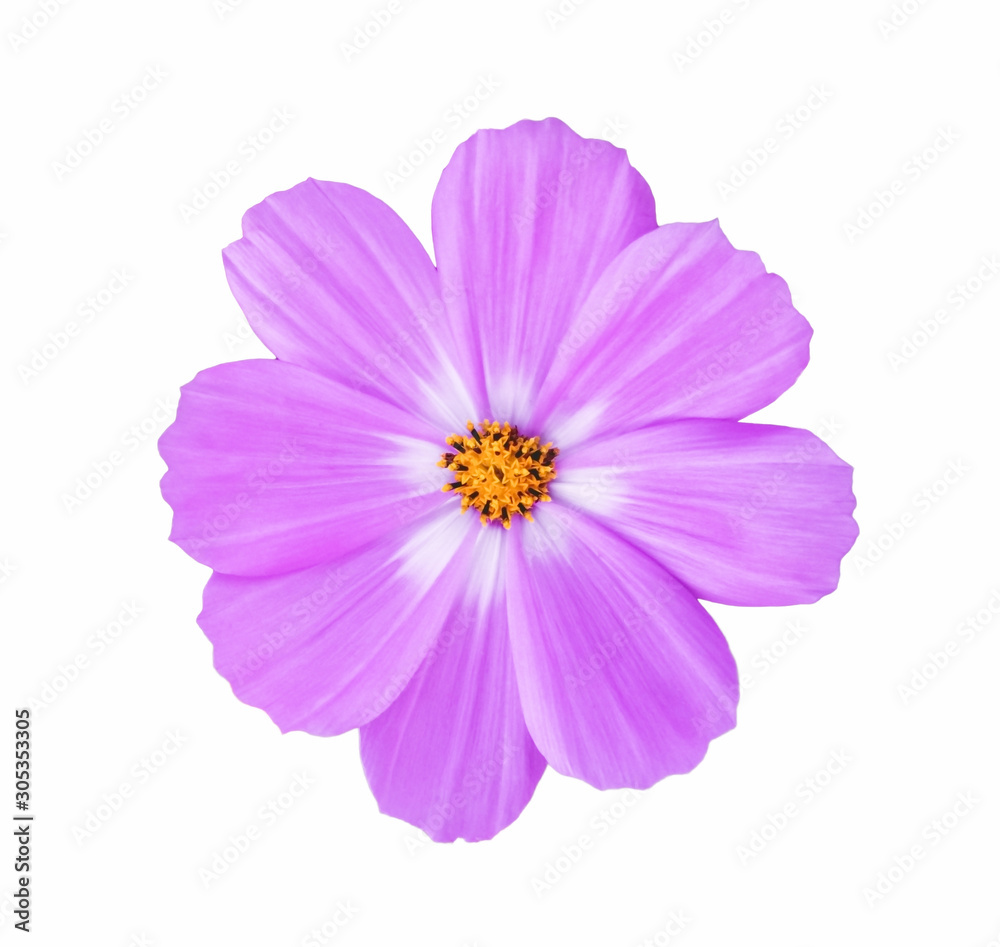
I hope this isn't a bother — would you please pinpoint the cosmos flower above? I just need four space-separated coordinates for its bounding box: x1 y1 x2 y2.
158 117 857 842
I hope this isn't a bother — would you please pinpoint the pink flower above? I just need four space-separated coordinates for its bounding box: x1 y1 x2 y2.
158 118 858 842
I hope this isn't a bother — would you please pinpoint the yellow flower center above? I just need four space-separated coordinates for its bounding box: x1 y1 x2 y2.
438 420 559 528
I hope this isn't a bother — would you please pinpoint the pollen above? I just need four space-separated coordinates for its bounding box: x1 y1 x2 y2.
438 420 559 528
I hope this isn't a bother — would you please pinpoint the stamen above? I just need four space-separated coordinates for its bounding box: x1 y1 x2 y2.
439 419 560 529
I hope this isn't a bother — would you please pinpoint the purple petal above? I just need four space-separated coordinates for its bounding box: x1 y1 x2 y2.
359 528 546 842
554 420 858 606
223 178 479 427
159 358 447 576
507 508 738 790
200 505 477 736
537 220 813 443
431 117 657 425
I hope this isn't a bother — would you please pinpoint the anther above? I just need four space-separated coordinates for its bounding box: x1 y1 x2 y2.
439 419 559 528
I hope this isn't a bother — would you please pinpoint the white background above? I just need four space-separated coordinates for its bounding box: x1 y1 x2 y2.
3 0 999 944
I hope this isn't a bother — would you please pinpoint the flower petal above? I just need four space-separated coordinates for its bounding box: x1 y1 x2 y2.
359 528 546 842
507 507 738 790
223 178 478 428
159 358 447 577
200 504 476 736
554 420 858 606
537 220 813 444
431 117 657 425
